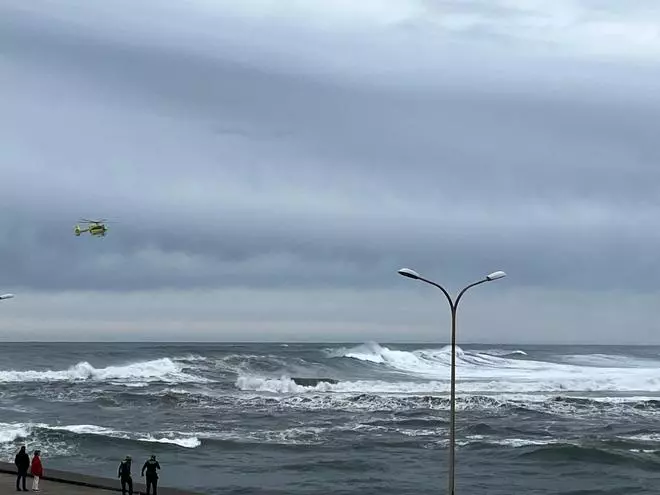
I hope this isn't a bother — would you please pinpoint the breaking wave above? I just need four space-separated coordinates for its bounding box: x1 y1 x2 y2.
0 422 201 449
0 423 29 444
0 358 208 384
329 342 530 376
239 342 660 396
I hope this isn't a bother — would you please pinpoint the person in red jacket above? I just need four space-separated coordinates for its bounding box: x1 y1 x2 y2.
30 450 43 492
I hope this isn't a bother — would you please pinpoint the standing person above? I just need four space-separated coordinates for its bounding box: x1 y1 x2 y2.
30 450 43 492
141 455 161 495
14 445 30 491
118 455 133 495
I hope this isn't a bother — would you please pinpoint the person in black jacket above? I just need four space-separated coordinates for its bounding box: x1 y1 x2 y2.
141 455 161 495
118 455 133 495
14 445 30 491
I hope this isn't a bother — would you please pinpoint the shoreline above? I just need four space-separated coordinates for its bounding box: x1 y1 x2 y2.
0 461 203 494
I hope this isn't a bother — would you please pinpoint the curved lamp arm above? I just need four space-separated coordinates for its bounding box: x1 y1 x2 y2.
416 276 454 310
455 279 488 309
398 269 506 309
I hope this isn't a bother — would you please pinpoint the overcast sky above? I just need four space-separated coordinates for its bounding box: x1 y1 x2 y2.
1 0 660 343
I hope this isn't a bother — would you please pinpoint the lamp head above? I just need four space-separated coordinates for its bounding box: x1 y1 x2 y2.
0 294 14 300
486 271 506 281
397 268 421 280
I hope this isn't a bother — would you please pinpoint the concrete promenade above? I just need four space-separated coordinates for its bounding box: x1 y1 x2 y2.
0 462 204 494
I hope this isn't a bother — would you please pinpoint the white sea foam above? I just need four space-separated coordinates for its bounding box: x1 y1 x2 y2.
557 353 660 368
235 373 660 395
318 343 660 395
477 349 528 357
0 358 207 384
465 436 559 448
203 426 331 445
46 424 201 448
142 434 202 448
0 422 201 449
331 342 532 376
177 354 208 362
0 423 29 443
619 433 660 443
53 424 116 435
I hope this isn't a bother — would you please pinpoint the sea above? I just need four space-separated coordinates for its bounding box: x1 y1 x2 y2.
1 342 660 494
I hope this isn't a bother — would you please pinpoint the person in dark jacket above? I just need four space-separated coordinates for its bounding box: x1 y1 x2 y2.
14 445 30 491
141 455 161 495
118 455 133 495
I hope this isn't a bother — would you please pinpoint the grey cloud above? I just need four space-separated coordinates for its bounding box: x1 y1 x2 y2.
2 1 660 304
5 6 660 205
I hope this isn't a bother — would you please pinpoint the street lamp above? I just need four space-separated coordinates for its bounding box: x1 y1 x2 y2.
0 294 14 301
397 268 506 495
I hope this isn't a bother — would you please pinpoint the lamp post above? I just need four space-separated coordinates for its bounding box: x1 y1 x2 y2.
0 294 14 301
397 268 506 495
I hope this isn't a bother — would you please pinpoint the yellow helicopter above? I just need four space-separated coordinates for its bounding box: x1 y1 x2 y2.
74 219 111 237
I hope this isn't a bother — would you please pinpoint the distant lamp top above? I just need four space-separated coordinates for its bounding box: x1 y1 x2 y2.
397 268 421 280
0 294 15 300
486 271 506 281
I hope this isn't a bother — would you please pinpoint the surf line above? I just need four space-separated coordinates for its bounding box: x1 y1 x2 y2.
291 378 339 386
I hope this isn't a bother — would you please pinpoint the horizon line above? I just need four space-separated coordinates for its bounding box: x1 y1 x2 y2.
0 340 652 346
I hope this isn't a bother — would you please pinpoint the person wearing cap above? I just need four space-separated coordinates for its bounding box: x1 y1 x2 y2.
118 455 133 495
30 450 43 492
141 455 161 495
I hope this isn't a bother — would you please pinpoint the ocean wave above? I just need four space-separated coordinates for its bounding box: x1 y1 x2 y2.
0 423 29 443
205 426 329 446
198 343 660 398
473 437 558 448
235 371 660 395
477 349 528 357
518 443 660 469
235 375 451 394
48 424 202 448
175 354 208 362
0 421 322 449
0 422 201 449
328 342 541 379
210 353 332 380
328 342 455 372
557 353 660 368
0 358 208 384
617 433 660 444
231 379 660 420
322 342 660 393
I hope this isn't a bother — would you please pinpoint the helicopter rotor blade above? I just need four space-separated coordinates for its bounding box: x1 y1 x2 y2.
80 218 111 223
